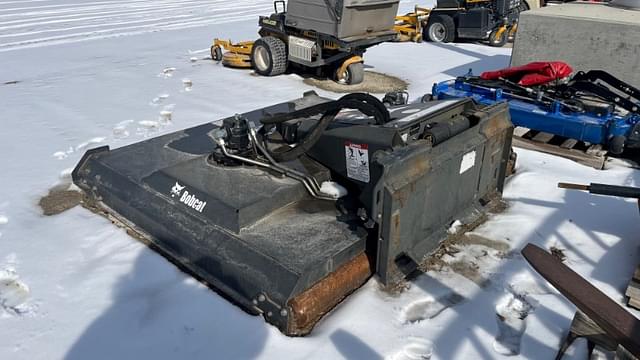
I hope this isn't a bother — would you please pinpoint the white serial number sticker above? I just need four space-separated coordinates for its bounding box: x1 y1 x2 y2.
460 151 476 174
345 142 370 183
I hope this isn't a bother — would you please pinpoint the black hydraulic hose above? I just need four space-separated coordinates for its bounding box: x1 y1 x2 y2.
269 110 339 162
559 182 640 199
261 101 338 125
588 183 640 198
259 93 390 162
260 93 389 125
341 93 390 124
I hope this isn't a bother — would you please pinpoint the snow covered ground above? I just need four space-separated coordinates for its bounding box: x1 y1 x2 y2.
1 1 639 359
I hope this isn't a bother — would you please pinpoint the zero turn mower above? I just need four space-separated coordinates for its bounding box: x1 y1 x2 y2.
396 0 524 47
426 0 522 46
211 0 399 85
72 91 514 336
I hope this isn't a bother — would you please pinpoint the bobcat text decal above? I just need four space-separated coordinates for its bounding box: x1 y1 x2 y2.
170 182 207 213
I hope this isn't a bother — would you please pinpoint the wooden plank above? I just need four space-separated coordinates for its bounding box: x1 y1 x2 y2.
512 137 606 170
561 138 579 149
625 281 640 299
521 244 640 357
615 345 639 360
513 126 531 138
532 132 555 144
625 268 640 310
586 144 607 156
569 311 618 351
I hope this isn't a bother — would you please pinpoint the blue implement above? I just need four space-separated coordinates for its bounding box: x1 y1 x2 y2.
432 72 640 154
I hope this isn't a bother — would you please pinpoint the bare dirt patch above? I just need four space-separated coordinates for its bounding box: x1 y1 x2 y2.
461 234 511 253
303 71 408 94
39 189 82 216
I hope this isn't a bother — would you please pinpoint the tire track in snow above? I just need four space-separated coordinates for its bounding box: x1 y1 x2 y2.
0 3 270 38
0 1 237 31
0 0 208 14
0 0 248 24
0 11 264 52
0 261 31 315
0 0 55 6
0 0 232 21
0 0 219 26
0 0 273 52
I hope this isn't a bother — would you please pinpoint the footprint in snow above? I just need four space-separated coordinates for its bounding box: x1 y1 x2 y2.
138 120 159 129
0 268 30 313
52 151 67 160
113 120 134 139
52 140 98 162
75 137 106 152
52 147 74 160
182 78 192 92
507 273 551 296
388 337 433 360
400 292 465 324
493 292 535 356
159 110 172 124
0 215 6 239
136 120 162 137
150 93 170 106
161 67 176 78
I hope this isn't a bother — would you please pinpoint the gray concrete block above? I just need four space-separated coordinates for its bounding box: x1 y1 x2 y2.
511 2 640 87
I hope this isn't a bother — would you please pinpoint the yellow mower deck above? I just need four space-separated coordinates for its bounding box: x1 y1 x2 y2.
394 6 431 42
211 39 253 68
210 37 366 84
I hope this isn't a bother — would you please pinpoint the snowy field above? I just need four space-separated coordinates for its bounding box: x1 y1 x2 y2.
1 1 639 359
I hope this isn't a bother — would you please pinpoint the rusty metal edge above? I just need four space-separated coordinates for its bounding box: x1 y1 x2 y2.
287 252 372 336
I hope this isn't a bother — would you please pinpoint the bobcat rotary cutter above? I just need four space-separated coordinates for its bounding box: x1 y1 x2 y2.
73 92 513 335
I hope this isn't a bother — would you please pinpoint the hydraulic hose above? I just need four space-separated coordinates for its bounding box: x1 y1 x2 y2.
260 93 389 125
259 93 390 162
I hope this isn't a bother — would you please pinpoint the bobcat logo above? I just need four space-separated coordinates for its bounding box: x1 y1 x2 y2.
170 182 185 198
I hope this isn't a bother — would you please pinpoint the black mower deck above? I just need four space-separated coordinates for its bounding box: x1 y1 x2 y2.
73 91 514 336
73 94 370 335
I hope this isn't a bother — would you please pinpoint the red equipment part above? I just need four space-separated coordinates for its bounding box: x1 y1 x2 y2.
480 61 574 86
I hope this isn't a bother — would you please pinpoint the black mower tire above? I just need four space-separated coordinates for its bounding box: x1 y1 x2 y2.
421 93 434 103
211 45 223 61
424 15 456 43
609 135 626 155
251 36 287 76
346 63 364 85
488 28 508 47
